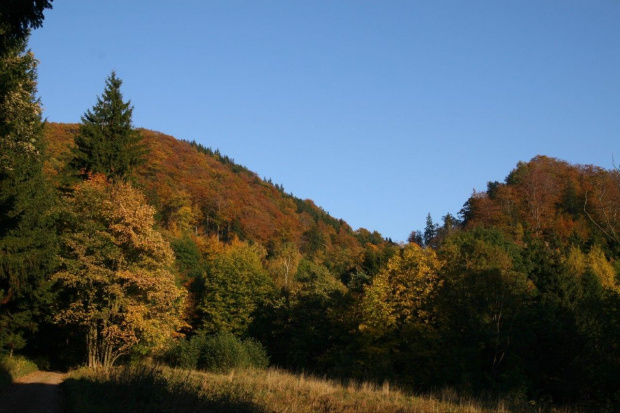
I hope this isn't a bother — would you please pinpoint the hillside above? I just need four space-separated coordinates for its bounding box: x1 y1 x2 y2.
460 155 620 252
43 122 388 272
34 123 620 408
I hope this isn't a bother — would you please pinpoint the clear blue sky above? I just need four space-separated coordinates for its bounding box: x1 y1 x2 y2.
29 1 620 242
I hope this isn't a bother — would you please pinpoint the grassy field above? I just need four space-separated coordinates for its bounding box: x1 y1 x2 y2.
62 365 573 413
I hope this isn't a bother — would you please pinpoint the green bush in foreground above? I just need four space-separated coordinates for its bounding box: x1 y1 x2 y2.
0 355 38 384
164 332 269 373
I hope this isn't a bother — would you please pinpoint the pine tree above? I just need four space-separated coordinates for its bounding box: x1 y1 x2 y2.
72 71 146 181
0 38 56 354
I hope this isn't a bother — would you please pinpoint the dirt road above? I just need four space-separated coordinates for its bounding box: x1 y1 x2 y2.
0 371 65 413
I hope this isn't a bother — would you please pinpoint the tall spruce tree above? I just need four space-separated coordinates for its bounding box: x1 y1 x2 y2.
0 1 53 55
0 38 56 353
72 72 146 181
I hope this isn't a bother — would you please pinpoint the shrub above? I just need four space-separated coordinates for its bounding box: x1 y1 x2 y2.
164 332 269 373
198 332 247 373
0 355 38 384
241 338 269 370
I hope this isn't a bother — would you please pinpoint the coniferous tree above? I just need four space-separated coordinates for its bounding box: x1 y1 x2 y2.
0 1 53 54
0 38 56 354
423 213 437 248
72 72 146 181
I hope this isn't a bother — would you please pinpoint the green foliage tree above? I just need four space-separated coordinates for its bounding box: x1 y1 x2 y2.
170 236 207 331
72 71 146 181
438 228 533 393
250 259 347 372
53 176 184 367
0 37 56 354
199 239 274 335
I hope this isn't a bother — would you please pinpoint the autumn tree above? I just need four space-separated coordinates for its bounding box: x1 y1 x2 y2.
267 241 302 290
358 243 443 385
0 35 56 352
53 176 184 367
72 72 146 181
584 167 620 246
407 230 423 245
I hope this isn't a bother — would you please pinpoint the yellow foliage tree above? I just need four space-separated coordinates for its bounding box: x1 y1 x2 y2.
267 242 302 290
566 245 617 291
53 176 184 367
361 244 443 334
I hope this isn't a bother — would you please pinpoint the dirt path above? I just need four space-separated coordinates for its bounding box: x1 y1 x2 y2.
0 371 65 413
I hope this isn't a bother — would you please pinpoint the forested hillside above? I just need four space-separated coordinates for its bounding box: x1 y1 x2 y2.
39 121 620 408
44 122 389 275
2 4 620 410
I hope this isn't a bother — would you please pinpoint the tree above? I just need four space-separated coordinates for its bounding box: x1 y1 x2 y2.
358 244 443 385
199 239 274 335
53 176 184 367
361 244 443 332
407 230 423 245
0 37 56 353
0 0 53 54
423 213 437 248
584 167 620 246
267 242 302 289
72 71 146 181
438 228 532 392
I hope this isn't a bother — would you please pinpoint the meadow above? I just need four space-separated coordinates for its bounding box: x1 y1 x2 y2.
62 365 572 413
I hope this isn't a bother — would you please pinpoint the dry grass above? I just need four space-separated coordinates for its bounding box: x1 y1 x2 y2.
64 365 574 413
188 367 501 413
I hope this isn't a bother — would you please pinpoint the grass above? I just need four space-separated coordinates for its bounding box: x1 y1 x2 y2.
0 355 39 385
63 364 573 413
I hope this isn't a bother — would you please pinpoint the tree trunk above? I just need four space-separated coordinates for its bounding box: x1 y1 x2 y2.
87 324 99 368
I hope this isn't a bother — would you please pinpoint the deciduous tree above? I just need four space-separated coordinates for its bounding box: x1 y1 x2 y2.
199 239 273 335
53 176 184 367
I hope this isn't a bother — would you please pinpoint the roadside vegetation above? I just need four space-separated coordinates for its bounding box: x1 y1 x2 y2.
0 355 39 385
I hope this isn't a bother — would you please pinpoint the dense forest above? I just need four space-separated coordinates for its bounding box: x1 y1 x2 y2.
2 3 620 411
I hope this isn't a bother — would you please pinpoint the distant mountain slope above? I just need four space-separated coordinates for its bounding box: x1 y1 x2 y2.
461 155 620 249
43 122 386 269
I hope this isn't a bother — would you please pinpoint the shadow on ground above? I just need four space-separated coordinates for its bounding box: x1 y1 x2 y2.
63 376 266 413
0 382 63 413
0 366 11 386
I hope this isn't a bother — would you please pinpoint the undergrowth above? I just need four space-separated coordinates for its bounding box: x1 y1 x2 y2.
0 355 39 385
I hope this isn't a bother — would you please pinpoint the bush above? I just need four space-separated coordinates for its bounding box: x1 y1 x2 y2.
241 338 269 370
164 332 269 373
0 355 38 384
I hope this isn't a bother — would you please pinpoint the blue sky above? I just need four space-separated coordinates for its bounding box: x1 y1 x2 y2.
30 1 620 242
